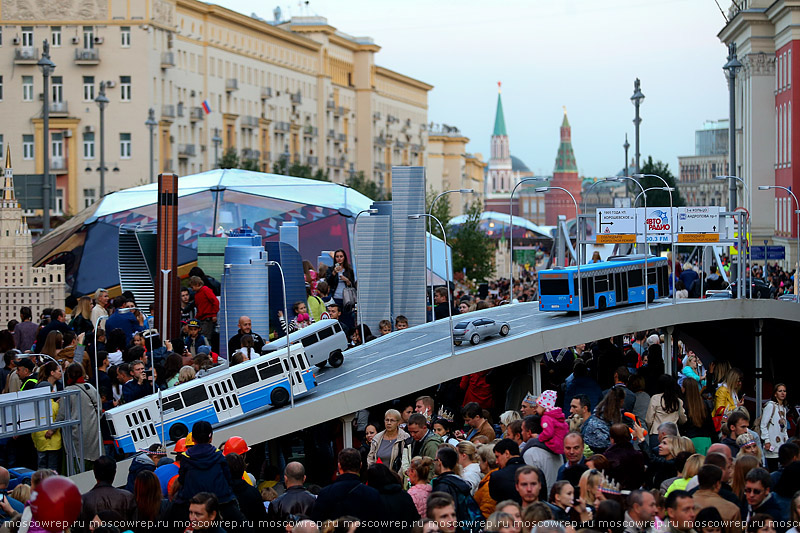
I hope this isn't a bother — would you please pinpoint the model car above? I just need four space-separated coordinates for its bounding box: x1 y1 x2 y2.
453 317 510 346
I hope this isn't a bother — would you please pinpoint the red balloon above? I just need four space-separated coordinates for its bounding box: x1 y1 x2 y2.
30 476 82 533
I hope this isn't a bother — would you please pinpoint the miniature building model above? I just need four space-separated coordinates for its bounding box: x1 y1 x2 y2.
0 147 65 325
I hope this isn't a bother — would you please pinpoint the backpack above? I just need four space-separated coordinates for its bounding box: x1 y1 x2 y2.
436 475 484 532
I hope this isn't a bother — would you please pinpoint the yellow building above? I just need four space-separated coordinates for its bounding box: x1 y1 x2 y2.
426 124 486 216
0 0 432 217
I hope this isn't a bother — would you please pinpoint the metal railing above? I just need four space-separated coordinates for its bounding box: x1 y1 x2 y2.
51 157 67 170
274 121 290 132
327 129 336 139
50 100 69 114
190 107 203 121
161 51 175 68
241 148 260 160
161 105 175 118
15 47 38 61
261 87 273 99
307 156 318 166
178 144 196 157
337 133 346 142
241 115 259 128
74 48 99 62
226 78 239 91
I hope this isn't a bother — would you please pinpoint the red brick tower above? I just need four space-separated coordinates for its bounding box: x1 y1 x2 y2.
545 109 582 225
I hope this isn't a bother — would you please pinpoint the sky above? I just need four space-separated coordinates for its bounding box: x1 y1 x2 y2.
216 0 732 178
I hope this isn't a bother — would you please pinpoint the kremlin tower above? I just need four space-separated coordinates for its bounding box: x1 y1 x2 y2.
487 82 514 194
545 109 582 225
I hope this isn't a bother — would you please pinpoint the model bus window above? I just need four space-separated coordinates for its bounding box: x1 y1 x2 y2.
628 269 643 287
318 327 334 340
595 276 609 293
540 278 570 295
301 334 318 348
257 359 282 380
182 385 209 407
332 322 342 333
161 394 184 413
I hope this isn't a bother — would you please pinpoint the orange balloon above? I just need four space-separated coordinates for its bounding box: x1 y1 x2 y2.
30 476 82 532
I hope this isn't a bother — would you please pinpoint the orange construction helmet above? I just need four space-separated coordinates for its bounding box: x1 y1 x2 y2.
223 436 250 456
173 438 187 454
185 432 195 447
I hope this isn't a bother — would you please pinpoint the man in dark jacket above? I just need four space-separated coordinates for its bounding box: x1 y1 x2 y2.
602 367 636 414
80 455 136 523
227 316 266 357
34 308 72 350
604 424 646 490
311 447 384 523
124 443 165 492
267 462 316 523
432 447 476 524
740 467 786 527
562 360 603 416
489 439 527 504
226 452 267 526
121 360 152 404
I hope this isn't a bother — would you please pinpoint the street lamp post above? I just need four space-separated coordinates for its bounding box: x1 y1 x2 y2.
428 189 473 313
510 177 548 288
353 208 378 348
534 186 582 323
37 41 55 235
409 213 455 357
758 185 800 303
723 44 743 212
635 173 676 303
95 81 109 197
266 260 296 406
715 175 752 297
145 108 158 184
607 176 650 309
623 134 630 177
212 129 222 168
631 79 645 176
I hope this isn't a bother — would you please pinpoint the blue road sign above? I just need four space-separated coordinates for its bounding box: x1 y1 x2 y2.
751 246 785 260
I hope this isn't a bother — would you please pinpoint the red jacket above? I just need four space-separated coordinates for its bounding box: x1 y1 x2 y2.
460 371 494 409
194 285 219 320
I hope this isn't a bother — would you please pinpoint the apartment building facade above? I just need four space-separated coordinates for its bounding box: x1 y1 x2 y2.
677 120 730 207
426 124 486 217
0 0 432 217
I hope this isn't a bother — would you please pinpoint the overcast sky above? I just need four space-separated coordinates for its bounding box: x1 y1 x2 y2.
217 0 732 178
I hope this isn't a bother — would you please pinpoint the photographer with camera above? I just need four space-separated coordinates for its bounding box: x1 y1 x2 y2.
121 360 155 404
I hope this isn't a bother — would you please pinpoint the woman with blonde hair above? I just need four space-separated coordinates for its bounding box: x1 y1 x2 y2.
737 433 763 464
406 456 433 518
456 440 481 494
665 453 704 496
70 295 94 335
715 367 744 414
367 409 409 474
178 365 196 384
499 410 522 439
474 443 499 518
578 468 604 514
731 454 760 500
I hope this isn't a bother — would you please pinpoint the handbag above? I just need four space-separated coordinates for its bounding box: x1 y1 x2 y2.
343 285 357 311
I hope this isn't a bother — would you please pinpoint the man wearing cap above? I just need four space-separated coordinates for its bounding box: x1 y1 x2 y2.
125 443 166 492
184 319 211 357
16 358 37 391
227 316 266 358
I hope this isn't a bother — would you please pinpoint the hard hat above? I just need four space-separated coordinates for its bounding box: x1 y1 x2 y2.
173 437 187 454
223 436 251 456
185 432 195 447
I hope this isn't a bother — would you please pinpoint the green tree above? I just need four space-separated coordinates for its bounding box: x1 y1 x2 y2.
273 155 330 181
425 188 452 241
451 202 494 283
218 147 240 169
346 171 389 201
638 156 686 207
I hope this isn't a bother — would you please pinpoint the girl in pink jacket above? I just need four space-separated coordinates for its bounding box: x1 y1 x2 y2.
536 389 569 455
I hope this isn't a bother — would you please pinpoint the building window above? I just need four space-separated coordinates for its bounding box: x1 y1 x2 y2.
51 26 61 47
21 27 33 48
83 26 94 49
120 76 131 101
22 76 33 101
121 26 130 47
83 132 95 159
83 188 96 208
54 189 64 215
0 134 4 155
120 133 131 158
83 76 94 101
0 75 3 101
22 135 34 160
51 132 63 159
0 27 3 46
51 76 63 103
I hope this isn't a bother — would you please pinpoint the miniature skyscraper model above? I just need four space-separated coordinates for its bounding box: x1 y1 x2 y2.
0 147 65 325
355 201 393 334
220 221 269 361
391 167 427 327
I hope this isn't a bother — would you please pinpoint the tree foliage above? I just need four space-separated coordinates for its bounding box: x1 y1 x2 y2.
638 156 686 207
218 147 260 171
272 156 329 182
425 188 452 241
451 202 494 283
346 171 390 201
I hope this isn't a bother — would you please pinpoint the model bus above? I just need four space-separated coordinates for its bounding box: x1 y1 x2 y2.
538 255 669 312
262 319 348 368
103 343 315 453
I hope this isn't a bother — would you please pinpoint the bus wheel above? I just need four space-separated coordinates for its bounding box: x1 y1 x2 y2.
316 361 328 369
328 350 344 368
271 386 290 408
169 422 188 441
598 296 607 311
647 288 655 303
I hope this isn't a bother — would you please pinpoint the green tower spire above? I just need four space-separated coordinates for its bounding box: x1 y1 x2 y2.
554 107 577 172
493 83 507 136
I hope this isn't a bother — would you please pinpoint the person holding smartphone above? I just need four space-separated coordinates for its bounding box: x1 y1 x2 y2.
121 360 154 403
325 249 356 330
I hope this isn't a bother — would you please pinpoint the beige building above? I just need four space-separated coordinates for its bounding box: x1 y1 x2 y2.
426 124 486 216
0 147 65 325
0 0 432 217
677 120 730 207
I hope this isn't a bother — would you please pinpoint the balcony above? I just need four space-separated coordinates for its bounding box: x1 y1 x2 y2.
373 112 381 121
178 144 196 158
410 143 423 152
274 121 290 132
290 91 302 105
260 87 273 99
336 106 345 116
49 101 68 115
303 125 317 137
374 136 387 147
241 115 259 128
161 105 176 118
50 156 67 172
190 107 203 122
307 156 318 166
395 140 407 149
14 47 38 64
161 51 175 69
327 129 336 139
374 162 387 171
326 100 335 110
241 148 260 160
176 102 185 117
225 78 238 92
74 48 100 65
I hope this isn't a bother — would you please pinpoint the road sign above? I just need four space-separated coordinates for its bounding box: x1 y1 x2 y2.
638 207 675 243
751 246 785 260
596 208 636 244
678 233 720 243
677 206 720 234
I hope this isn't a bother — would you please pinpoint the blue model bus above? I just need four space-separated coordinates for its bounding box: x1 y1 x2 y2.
103 343 315 453
538 255 669 312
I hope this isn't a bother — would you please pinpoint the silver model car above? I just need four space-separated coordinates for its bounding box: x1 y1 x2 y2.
453 317 510 346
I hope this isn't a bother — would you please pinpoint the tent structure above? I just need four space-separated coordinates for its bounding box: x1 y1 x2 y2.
448 210 554 240
35 169 450 299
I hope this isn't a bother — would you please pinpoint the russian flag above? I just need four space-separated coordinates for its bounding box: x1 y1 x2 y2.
202 100 211 114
